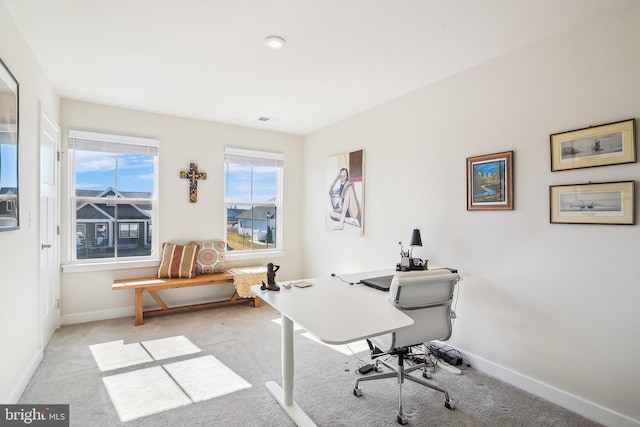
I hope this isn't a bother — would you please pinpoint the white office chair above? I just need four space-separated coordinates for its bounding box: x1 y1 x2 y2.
353 268 460 425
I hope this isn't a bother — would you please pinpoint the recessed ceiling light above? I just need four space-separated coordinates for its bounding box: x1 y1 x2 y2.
265 35 286 49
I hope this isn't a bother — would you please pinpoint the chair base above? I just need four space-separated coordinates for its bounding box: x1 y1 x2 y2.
353 349 455 425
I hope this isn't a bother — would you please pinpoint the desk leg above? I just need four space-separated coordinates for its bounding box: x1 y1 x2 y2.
282 314 294 404
264 314 316 427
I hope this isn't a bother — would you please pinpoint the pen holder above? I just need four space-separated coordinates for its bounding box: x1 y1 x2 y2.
399 252 411 271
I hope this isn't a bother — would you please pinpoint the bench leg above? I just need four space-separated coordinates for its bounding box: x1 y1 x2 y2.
253 296 261 307
135 288 144 326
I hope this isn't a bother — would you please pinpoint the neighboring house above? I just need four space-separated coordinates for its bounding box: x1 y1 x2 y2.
226 207 246 224
0 187 18 227
76 188 152 258
236 206 276 243
0 187 17 216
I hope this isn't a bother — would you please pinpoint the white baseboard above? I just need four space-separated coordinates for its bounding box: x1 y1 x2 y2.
60 296 242 325
61 307 134 325
5 350 43 404
461 349 640 427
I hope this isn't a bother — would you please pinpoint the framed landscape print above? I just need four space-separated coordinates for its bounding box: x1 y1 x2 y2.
0 57 19 232
549 181 635 225
550 119 636 171
466 151 513 211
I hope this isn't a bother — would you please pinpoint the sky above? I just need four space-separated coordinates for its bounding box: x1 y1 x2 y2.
0 144 17 187
75 151 155 193
474 159 505 175
224 163 276 202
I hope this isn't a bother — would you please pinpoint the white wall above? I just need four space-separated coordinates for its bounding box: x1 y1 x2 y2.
59 100 304 324
0 3 59 403
302 5 640 427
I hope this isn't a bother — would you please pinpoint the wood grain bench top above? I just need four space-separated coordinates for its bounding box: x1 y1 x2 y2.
112 272 235 290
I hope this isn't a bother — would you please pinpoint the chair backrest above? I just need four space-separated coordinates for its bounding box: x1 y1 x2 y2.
372 269 460 352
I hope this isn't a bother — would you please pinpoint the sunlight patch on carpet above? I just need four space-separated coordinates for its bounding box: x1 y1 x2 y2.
95 335 251 421
103 366 191 422
141 335 201 360
164 355 251 402
300 332 370 355
89 340 153 371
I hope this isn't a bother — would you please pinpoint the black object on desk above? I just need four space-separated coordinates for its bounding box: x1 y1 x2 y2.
360 275 394 291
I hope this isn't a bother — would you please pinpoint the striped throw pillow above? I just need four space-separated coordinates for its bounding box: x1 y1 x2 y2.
157 243 200 278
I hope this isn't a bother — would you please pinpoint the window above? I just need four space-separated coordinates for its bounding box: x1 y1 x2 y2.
224 147 283 254
119 223 139 238
68 130 159 262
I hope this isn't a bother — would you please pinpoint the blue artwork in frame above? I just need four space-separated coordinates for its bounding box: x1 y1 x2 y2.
466 151 514 211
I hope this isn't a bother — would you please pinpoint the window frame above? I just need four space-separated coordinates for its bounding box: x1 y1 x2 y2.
67 130 159 266
224 147 284 258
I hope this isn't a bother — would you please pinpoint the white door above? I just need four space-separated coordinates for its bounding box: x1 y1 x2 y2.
40 108 60 347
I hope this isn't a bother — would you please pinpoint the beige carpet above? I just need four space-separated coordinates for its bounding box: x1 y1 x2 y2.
19 304 602 426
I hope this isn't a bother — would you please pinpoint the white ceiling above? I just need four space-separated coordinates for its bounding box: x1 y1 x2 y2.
3 0 635 135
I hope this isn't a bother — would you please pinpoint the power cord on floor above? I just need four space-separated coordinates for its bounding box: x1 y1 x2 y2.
346 343 368 365
428 342 470 370
346 343 379 375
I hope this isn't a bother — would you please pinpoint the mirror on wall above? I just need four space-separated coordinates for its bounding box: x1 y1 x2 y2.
0 57 19 232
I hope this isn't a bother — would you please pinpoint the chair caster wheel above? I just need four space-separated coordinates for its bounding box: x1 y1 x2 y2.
396 414 408 425
445 399 456 410
353 387 363 397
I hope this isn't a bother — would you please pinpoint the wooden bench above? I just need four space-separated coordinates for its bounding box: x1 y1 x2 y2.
112 272 261 325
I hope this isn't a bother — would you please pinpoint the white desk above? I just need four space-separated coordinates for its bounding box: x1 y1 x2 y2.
251 270 413 427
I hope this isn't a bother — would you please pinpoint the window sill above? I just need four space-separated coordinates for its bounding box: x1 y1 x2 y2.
62 258 160 273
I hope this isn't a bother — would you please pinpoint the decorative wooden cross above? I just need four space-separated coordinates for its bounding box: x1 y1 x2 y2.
180 162 207 203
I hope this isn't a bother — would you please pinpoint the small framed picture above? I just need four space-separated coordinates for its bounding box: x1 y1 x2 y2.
550 119 636 171
549 181 635 225
466 151 514 211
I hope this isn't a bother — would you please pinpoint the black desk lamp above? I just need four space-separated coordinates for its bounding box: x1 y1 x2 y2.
409 228 422 259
